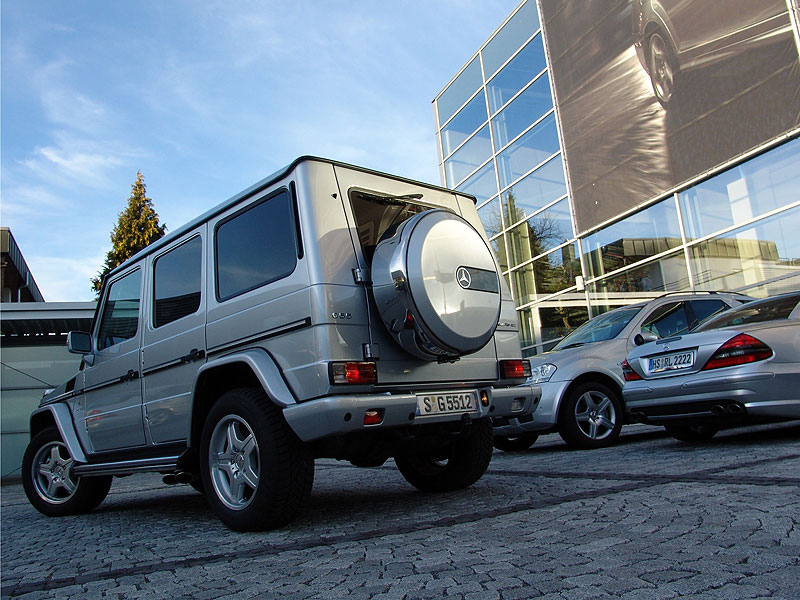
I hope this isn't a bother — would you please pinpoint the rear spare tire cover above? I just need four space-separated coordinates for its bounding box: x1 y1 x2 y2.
371 209 501 361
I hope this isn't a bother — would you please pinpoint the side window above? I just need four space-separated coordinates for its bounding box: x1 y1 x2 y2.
97 270 142 350
641 301 689 338
215 190 297 301
153 236 202 328
688 299 728 330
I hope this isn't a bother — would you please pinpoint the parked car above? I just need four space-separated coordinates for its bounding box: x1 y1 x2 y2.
623 291 800 441
492 292 751 451
22 157 539 531
632 0 793 107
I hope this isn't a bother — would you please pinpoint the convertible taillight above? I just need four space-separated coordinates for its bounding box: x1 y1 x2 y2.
701 333 772 371
621 359 642 381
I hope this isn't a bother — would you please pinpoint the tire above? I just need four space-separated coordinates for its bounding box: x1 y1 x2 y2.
22 426 112 516
395 418 493 492
648 31 678 108
200 388 314 531
493 433 539 452
665 424 718 442
558 382 623 449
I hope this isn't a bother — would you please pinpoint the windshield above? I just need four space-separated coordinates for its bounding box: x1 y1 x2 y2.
552 306 642 350
696 293 800 331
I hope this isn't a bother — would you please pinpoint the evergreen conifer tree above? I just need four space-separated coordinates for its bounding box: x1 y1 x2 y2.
91 171 166 295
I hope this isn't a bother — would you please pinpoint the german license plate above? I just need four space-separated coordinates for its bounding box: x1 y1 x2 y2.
416 391 477 416
648 351 694 374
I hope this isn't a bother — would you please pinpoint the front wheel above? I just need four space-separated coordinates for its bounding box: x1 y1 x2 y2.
22 426 112 516
395 418 493 492
493 433 539 452
665 424 718 442
648 31 678 108
558 382 623 449
200 388 314 531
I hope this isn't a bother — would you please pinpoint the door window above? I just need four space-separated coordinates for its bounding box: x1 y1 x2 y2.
641 301 689 338
688 299 728 330
97 270 142 350
153 236 202 327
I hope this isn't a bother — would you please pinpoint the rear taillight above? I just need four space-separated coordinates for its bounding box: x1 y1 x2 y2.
500 359 532 379
701 333 773 371
330 361 377 384
621 359 642 381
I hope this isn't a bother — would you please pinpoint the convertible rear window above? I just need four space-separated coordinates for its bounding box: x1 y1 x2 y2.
697 293 800 331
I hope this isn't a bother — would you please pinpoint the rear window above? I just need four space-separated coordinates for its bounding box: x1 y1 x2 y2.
349 190 433 263
696 293 800 331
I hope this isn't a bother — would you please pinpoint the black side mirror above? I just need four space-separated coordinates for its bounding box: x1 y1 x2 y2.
66 331 92 354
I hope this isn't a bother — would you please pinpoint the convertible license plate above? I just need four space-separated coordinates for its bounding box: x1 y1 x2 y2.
416 391 478 416
648 351 695 374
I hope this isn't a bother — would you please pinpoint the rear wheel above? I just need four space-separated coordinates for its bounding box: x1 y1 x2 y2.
665 424 718 442
493 433 539 452
200 388 314 531
558 382 623 449
395 418 493 492
22 426 112 516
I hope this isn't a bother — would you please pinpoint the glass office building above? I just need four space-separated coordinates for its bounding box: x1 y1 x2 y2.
433 0 800 356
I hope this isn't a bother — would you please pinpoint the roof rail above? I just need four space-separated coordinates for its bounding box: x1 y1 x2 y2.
654 290 752 299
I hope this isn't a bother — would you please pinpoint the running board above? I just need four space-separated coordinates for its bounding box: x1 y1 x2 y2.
73 455 180 477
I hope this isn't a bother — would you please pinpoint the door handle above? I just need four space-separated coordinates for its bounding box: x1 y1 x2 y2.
119 369 140 383
180 348 206 364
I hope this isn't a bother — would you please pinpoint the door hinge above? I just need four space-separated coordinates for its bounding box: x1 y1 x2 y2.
353 268 371 284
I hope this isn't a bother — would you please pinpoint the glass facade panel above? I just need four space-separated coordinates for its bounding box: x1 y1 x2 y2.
689 204 800 297
501 154 566 225
487 34 546 114
477 197 503 238
457 160 498 204
583 199 682 280
482 0 540 79
539 305 589 348
511 242 579 305
496 113 559 188
444 124 492 187
506 198 573 267
680 137 800 240
437 56 482 125
492 73 552 148
587 251 690 308
441 91 488 157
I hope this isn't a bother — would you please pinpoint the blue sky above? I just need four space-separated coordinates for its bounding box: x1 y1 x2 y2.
2 1 519 301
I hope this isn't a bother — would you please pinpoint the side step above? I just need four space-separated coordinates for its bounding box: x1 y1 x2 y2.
73 455 180 477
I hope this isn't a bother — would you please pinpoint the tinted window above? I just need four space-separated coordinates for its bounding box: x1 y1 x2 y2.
154 236 202 328
216 191 298 301
688 299 729 330
642 302 690 337
97 270 141 350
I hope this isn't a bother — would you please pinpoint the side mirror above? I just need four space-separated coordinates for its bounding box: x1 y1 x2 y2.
66 331 92 354
633 331 658 346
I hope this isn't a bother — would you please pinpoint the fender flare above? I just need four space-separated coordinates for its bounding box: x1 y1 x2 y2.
188 348 297 446
30 404 88 464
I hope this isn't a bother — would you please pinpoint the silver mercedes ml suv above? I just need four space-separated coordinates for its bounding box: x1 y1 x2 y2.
22 157 539 531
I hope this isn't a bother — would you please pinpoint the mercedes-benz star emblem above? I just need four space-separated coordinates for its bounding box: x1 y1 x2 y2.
456 267 472 289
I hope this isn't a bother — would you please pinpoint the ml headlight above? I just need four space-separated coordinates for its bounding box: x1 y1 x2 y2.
528 363 557 384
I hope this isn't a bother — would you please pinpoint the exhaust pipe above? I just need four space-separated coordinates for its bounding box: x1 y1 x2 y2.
711 405 725 416
162 472 194 486
727 403 744 415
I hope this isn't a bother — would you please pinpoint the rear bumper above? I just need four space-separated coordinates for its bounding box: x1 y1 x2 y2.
624 368 800 424
283 385 540 442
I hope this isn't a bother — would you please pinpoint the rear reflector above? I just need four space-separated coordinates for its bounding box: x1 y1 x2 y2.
702 333 773 371
363 409 385 426
330 361 377 384
621 359 642 381
500 359 532 379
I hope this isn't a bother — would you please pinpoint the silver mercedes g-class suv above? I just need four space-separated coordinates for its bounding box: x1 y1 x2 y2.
23 157 539 531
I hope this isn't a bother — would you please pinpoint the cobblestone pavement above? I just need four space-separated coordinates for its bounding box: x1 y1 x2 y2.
2 422 799 599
